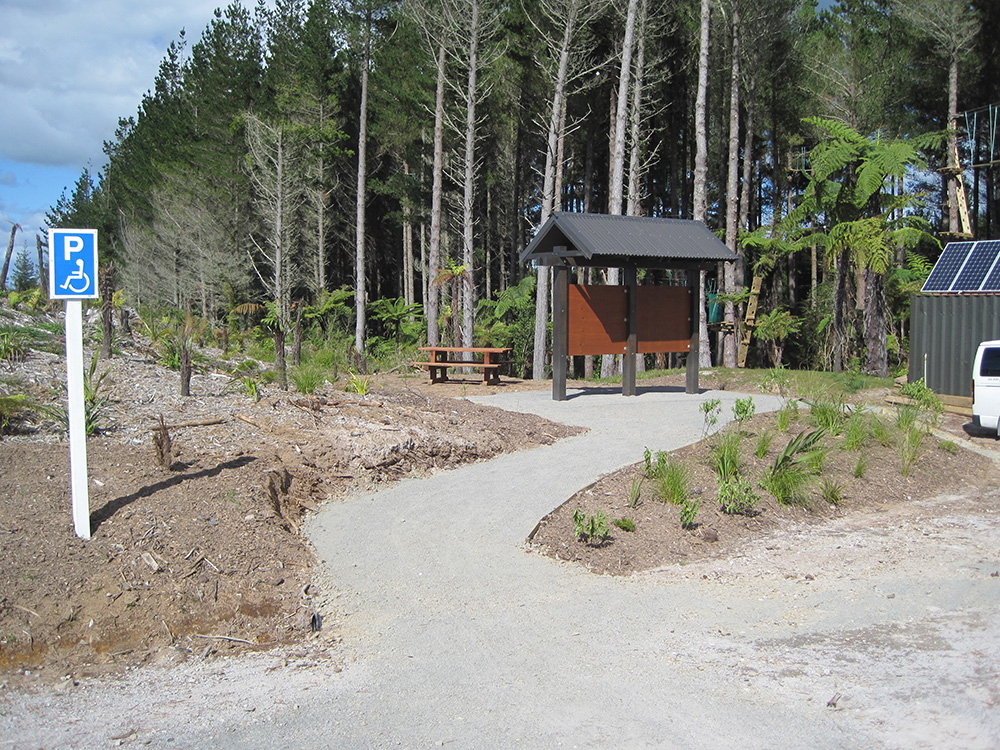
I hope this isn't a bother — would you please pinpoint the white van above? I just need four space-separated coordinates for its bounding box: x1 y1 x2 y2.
972 340 1000 434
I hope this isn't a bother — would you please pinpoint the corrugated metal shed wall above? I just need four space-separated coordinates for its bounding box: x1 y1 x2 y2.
909 295 1000 397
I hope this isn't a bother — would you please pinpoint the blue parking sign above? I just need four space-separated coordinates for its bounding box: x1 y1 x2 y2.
49 229 99 299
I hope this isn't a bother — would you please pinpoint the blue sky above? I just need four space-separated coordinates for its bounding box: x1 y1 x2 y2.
0 0 258 260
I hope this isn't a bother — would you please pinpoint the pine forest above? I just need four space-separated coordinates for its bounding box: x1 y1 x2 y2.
36 0 1000 381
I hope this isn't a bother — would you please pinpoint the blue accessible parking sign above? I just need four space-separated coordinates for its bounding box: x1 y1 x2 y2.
49 228 99 299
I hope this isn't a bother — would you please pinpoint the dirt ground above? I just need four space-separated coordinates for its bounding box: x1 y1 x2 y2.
3 306 998 691
0 329 581 684
530 407 1000 575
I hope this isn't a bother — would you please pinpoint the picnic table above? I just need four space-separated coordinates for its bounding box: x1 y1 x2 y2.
413 346 510 385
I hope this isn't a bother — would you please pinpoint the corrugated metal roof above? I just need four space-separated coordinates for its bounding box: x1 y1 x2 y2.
521 212 737 264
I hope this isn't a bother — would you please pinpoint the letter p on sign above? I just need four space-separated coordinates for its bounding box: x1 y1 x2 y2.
49 228 99 299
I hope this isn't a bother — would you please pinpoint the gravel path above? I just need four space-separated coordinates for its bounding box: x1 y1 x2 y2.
4 387 1000 748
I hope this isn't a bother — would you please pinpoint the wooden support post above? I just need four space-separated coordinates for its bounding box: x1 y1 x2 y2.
552 264 569 401
623 266 637 396
686 270 700 394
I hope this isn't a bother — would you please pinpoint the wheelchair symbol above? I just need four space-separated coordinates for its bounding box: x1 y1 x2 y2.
60 259 91 294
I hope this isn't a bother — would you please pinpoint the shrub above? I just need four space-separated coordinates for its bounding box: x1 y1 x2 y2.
717 476 759 515
572 509 610 545
345 370 372 395
0 331 27 363
680 498 700 529
732 396 756 427
899 378 943 413
895 404 920 432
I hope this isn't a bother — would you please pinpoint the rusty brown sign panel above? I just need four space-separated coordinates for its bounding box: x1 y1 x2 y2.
567 284 691 356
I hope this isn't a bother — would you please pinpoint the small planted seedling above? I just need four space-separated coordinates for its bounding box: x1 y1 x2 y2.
820 478 846 506
938 440 959 455
680 497 700 529
700 398 722 438
652 458 689 505
853 453 868 479
775 400 799 432
711 431 743 482
763 428 826 505
733 396 755 428
572 509 610 546
755 429 774 459
628 476 643 508
613 517 636 533
717 476 759 515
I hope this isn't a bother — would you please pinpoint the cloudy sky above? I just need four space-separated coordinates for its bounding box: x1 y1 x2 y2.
0 0 257 256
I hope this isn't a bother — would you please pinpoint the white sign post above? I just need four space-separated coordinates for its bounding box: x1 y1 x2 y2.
48 228 99 540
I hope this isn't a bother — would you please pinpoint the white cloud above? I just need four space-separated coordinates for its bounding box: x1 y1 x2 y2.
0 0 247 169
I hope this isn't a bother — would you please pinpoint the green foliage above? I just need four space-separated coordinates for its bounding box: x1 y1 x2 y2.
775 400 799 431
42 354 111 436
0 393 30 434
807 397 847 435
764 428 827 505
820 479 846 506
754 309 800 367
572 508 610 546
869 413 894 447
345 369 372 395
732 397 756 427
759 366 791 396
291 365 325 394
700 398 722 438
0 331 27 363
938 440 959 455
755 429 774 459
853 453 868 479
900 426 925 477
612 517 636 533
629 476 642 508
475 275 536 377
899 378 943 413
895 404 919 432
710 431 743 482
369 296 423 352
650 456 689 505
717 475 760 515
679 498 700 529
844 410 869 450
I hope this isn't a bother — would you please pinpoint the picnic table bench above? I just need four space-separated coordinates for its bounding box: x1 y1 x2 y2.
413 346 510 385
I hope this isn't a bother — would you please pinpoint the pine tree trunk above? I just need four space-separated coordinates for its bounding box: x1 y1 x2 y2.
722 0 740 369
354 20 370 355
693 0 711 368
461 0 481 352
427 42 446 346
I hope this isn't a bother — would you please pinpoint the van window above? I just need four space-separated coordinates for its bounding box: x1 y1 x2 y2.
981 348 1000 377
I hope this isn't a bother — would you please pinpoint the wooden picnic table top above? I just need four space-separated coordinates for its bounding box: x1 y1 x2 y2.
419 346 510 353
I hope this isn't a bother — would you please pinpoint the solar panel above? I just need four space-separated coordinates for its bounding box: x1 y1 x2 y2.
976 241 1000 291
953 240 1000 291
922 242 974 292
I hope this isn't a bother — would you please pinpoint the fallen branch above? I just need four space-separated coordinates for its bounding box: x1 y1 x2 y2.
194 633 255 645
149 417 226 429
236 414 270 432
9 603 40 619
